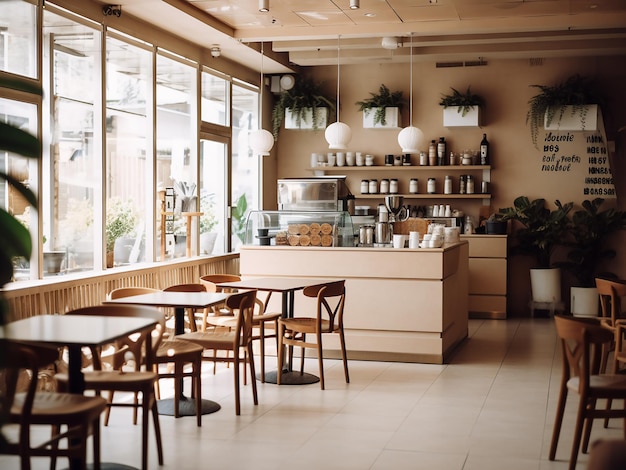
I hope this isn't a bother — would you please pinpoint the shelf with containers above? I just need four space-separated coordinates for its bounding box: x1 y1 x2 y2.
308 164 492 204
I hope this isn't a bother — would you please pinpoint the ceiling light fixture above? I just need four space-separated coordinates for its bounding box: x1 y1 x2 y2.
398 33 424 153
248 42 274 157
259 0 269 13
325 36 352 150
350 0 360 10
210 46 221 58
381 36 400 50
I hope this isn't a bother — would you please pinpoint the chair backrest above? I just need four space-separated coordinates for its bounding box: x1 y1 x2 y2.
303 280 346 332
65 305 163 371
0 342 60 428
554 315 613 392
596 278 626 325
199 274 241 293
164 283 207 293
225 290 258 348
108 286 160 300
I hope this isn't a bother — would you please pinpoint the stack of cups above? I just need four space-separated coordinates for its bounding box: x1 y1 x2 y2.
409 231 420 249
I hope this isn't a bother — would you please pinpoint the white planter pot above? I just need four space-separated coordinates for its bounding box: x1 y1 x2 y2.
200 232 217 255
544 104 599 131
443 106 481 127
362 107 401 129
530 268 561 303
284 107 328 130
570 286 599 317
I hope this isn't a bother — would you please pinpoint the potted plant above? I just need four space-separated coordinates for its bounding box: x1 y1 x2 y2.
557 198 626 316
199 191 218 255
272 76 335 139
356 84 405 128
439 86 485 127
526 74 602 147
106 198 138 267
484 213 508 235
499 196 573 305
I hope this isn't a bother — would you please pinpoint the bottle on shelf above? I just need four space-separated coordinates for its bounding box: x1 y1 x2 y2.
389 178 399 194
444 175 452 194
437 137 447 166
466 175 475 194
428 140 437 166
409 178 419 194
427 177 437 194
480 133 489 165
380 178 390 194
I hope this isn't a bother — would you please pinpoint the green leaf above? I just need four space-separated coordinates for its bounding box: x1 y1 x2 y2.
0 122 42 158
0 209 33 260
0 171 37 207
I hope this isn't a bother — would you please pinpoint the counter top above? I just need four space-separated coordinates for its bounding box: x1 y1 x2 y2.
242 240 468 252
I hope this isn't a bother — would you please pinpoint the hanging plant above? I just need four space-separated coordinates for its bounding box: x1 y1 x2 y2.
355 84 405 126
272 76 335 139
526 74 602 148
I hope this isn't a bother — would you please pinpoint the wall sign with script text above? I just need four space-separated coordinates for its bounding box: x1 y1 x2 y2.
539 124 614 198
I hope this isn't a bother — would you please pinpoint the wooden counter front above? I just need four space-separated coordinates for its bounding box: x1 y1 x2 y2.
239 242 469 364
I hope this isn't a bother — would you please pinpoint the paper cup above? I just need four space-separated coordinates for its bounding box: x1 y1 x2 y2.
393 234 407 249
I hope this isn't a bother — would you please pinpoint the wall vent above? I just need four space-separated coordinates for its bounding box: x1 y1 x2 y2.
436 60 487 68
529 58 544 66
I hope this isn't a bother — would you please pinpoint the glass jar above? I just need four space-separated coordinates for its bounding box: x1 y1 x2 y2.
409 178 419 194
427 177 436 194
419 152 428 166
369 178 378 194
380 178 390 194
360 179 369 194
389 178 399 194
459 175 467 194
466 175 475 194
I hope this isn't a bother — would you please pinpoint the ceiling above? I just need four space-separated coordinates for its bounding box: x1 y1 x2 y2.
95 0 626 73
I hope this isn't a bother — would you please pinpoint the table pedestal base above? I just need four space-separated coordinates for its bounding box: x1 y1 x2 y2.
157 396 220 416
261 369 320 385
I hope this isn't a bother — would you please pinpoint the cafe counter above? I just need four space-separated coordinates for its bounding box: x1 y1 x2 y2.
239 241 468 364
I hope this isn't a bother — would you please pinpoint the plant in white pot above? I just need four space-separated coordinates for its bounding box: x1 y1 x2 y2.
556 198 626 317
356 84 405 128
272 76 335 139
499 196 573 310
526 74 603 148
439 86 485 127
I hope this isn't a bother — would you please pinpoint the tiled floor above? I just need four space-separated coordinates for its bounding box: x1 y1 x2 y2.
2 318 624 469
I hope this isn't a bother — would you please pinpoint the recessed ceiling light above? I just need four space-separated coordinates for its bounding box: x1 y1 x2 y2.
364 12 376 18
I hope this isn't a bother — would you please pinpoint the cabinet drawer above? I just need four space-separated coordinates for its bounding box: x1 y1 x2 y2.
463 235 507 258
468 258 507 295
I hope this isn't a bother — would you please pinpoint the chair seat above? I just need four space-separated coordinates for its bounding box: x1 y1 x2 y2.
156 339 203 362
178 330 237 351
207 312 281 329
57 370 158 393
280 317 336 334
11 392 107 423
567 374 626 395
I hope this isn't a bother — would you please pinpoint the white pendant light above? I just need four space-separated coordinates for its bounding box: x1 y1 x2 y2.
398 33 423 153
249 42 274 156
325 36 352 150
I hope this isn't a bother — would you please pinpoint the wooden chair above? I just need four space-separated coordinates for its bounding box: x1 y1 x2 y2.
596 277 626 372
163 283 208 332
56 305 164 470
108 287 204 426
0 342 107 470
549 314 626 470
200 274 281 382
178 290 259 415
277 280 349 390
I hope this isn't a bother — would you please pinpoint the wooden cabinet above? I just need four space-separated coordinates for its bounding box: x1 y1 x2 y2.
461 234 507 319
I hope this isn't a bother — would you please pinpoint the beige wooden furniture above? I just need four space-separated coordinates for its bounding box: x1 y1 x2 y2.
163 283 209 332
461 234 507 319
0 342 107 470
277 280 348 390
56 305 165 470
178 290 259 415
238 243 469 364
203 274 281 382
108 286 204 425
550 315 626 470
596 277 626 371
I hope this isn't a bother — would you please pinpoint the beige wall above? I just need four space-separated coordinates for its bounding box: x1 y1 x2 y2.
270 56 626 317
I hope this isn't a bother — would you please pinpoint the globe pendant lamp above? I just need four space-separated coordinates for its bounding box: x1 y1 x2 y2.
398 33 424 153
325 36 351 150
249 42 274 156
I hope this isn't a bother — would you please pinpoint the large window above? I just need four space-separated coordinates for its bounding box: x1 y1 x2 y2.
201 69 228 126
0 0 38 78
43 9 100 274
105 34 152 267
156 52 197 260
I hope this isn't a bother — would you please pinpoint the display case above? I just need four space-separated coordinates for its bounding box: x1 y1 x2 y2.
244 210 354 247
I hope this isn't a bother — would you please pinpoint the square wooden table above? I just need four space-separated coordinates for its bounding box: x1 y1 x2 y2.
216 277 336 385
1 314 158 470
104 291 231 415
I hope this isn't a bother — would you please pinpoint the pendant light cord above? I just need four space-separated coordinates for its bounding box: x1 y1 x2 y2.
336 35 340 122
409 33 413 127
259 42 264 131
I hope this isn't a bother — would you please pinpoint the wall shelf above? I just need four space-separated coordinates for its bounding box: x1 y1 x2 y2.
309 165 490 173
355 193 490 200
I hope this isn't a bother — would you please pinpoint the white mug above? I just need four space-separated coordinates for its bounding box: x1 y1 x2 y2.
336 152 345 166
346 152 355 166
393 234 407 249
